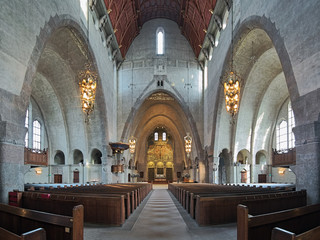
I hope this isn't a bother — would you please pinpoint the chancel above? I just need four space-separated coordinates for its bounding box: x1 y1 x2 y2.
0 0 320 240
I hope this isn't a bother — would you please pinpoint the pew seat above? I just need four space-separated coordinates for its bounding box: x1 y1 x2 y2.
272 226 320 240
0 227 46 240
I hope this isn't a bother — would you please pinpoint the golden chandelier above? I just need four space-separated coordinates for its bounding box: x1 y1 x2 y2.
223 3 241 116
128 136 137 155
78 63 97 118
224 71 240 115
184 132 192 157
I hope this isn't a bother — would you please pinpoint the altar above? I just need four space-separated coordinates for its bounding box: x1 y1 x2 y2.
153 174 169 184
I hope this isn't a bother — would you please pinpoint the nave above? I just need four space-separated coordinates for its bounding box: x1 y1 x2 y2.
84 185 236 240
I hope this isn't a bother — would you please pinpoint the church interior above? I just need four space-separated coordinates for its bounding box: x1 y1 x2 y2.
0 0 319 239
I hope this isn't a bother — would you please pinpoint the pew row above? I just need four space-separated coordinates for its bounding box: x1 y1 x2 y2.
0 203 83 240
195 190 306 225
19 183 152 226
0 227 46 240
237 203 320 240
22 192 125 226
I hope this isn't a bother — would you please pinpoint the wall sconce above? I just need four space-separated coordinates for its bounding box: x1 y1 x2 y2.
35 168 42 175
278 168 286 175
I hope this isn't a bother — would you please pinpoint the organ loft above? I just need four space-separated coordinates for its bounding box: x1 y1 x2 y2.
0 0 319 239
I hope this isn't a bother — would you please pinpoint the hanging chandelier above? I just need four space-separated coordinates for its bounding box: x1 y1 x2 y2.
184 132 192 157
222 3 242 116
78 63 97 118
224 71 240 115
128 136 137 155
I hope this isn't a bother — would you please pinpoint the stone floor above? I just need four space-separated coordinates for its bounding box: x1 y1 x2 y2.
84 185 236 240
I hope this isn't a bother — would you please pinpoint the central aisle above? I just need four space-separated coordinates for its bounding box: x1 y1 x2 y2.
84 187 236 239
130 189 192 240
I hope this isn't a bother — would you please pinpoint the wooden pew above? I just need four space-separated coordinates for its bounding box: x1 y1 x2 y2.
0 227 46 240
21 183 152 226
195 190 306 225
0 203 83 240
237 203 320 240
22 192 125 226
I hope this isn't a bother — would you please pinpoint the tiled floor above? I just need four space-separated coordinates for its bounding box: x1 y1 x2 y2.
84 185 236 240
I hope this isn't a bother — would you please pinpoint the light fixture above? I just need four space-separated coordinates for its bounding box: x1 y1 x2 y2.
224 72 240 115
184 132 192 157
128 136 137 156
278 168 286 175
35 168 42 175
222 3 242 116
79 63 97 119
78 1 98 122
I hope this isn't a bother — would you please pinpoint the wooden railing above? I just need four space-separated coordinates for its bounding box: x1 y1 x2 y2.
24 148 48 166
272 148 296 166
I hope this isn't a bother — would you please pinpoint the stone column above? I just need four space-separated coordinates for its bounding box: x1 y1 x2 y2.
294 119 320 204
0 120 26 203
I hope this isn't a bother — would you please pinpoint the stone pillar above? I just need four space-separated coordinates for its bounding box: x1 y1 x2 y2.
0 120 26 203
294 120 320 204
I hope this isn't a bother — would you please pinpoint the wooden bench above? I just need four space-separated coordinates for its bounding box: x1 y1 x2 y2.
0 227 46 240
237 203 320 240
0 203 83 240
195 190 306 225
21 183 152 226
22 192 125 226
169 183 303 225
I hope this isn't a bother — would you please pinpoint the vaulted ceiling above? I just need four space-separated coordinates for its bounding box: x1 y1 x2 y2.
103 0 217 58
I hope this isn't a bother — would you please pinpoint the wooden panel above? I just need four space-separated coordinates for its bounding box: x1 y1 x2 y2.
258 174 266 183
73 172 79 184
24 148 48 166
273 148 296 166
148 168 154 181
54 175 62 184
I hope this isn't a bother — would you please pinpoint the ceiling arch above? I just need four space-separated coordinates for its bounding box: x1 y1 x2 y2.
103 0 217 57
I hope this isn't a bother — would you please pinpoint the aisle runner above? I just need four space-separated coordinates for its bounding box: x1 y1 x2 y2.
130 189 192 240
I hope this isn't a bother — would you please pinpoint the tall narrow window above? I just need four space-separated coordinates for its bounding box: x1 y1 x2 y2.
277 120 288 150
154 132 159 141
156 28 164 55
288 102 295 148
33 120 41 150
162 132 166 141
25 110 29 147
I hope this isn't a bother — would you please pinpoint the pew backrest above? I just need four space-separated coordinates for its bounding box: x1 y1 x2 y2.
238 203 320 240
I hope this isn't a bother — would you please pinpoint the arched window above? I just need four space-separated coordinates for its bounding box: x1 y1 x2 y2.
154 132 159 141
277 120 288 150
25 109 29 147
33 120 41 150
162 132 166 141
288 102 295 148
156 27 164 55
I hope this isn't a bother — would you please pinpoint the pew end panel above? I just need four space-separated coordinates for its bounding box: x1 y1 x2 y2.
237 204 249 240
